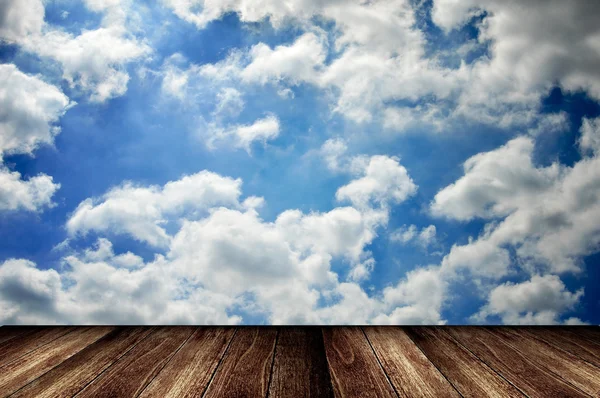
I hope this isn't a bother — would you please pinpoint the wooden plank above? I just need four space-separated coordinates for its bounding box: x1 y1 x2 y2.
486 327 600 396
268 327 334 398
0 327 72 367
10 327 154 398
447 327 588 398
203 327 277 398
0 327 38 345
404 327 523 398
138 327 235 398
363 327 460 398
0 327 114 397
522 326 600 368
322 327 396 398
74 326 195 398
563 326 600 344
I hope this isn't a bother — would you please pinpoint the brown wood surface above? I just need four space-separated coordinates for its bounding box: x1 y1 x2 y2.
487 327 600 396
0 327 113 398
74 326 195 398
203 327 278 398
1 326 599 398
0 327 37 345
268 327 334 398
0 327 72 368
446 326 589 398
405 326 524 398
139 327 236 398
10 327 154 398
523 326 600 368
364 326 460 398
322 327 396 398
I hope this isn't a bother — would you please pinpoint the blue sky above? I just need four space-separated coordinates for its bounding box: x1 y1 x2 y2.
1 0 600 325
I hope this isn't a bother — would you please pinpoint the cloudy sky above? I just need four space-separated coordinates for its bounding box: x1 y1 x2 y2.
1 0 600 325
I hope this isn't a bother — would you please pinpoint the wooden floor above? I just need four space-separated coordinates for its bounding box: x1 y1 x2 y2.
0 327 599 397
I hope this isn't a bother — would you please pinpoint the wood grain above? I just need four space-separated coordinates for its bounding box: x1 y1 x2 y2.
486 327 600 396
322 326 396 398
447 326 588 398
363 327 460 398
203 327 277 398
139 327 235 398
524 327 600 368
0 327 72 368
0 327 37 345
10 327 154 398
75 326 195 398
268 327 334 398
0 327 114 398
404 326 523 398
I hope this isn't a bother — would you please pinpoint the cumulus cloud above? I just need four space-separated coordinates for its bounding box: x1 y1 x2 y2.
0 167 60 212
0 64 71 156
433 135 600 274
579 116 600 156
207 114 281 152
391 224 437 249
1 0 150 102
336 155 417 209
6 151 437 324
473 275 584 325
66 171 243 247
0 64 68 212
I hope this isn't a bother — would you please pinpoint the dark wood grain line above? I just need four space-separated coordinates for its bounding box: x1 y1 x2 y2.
446 326 590 398
521 326 600 368
267 327 334 398
138 327 236 398
0 327 114 398
265 328 279 398
485 327 600 396
0 327 38 345
0 327 72 368
9 327 155 398
363 327 461 398
361 327 402 398
405 327 524 398
202 327 278 398
560 327 600 345
322 326 397 398
74 326 196 398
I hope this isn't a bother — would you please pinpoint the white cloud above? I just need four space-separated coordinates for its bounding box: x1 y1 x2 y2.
579 116 600 156
66 171 243 248
473 275 584 325
12 151 436 324
0 167 60 212
0 64 71 156
0 64 68 212
0 0 44 43
336 155 417 209
1 0 150 103
207 114 280 152
391 224 437 248
433 135 600 274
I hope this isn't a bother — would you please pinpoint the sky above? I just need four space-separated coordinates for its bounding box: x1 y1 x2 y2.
1 0 600 325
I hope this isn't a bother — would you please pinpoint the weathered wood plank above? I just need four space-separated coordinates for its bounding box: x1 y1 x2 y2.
203 327 277 398
139 327 235 398
363 327 460 398
0 327 72 368
522 327 600 368
10 327 154 398
0 327 114 398
322 327 396 398
447 326 588 398
0 327 38 345
487 327 600 396
404 327 523 398
74 326 195 398
268 327 334 398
